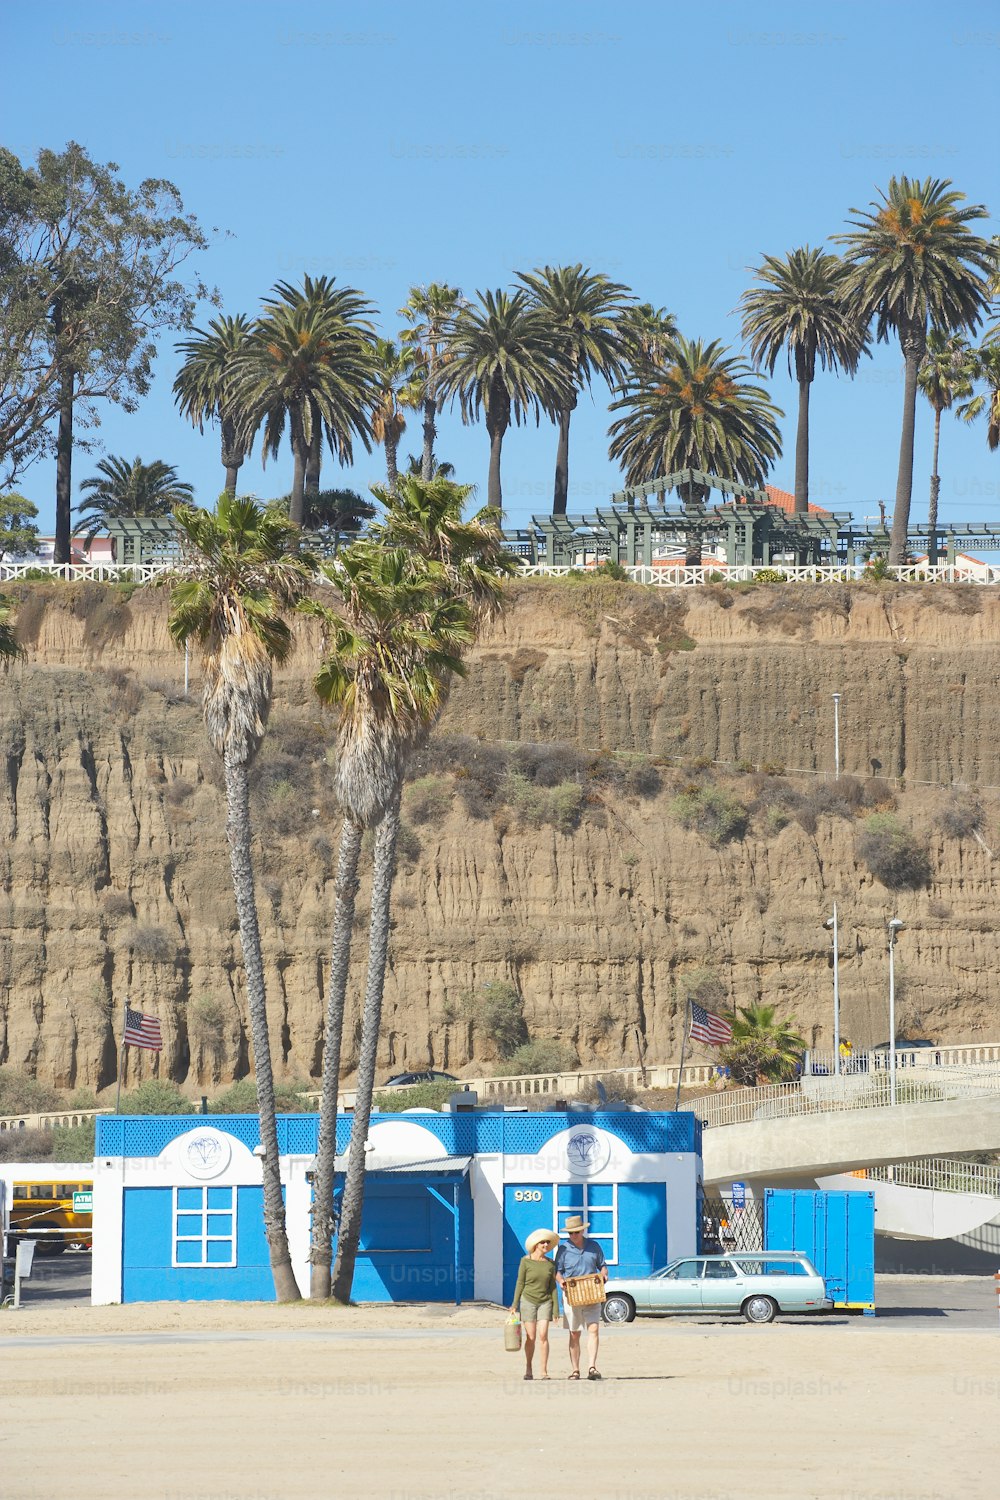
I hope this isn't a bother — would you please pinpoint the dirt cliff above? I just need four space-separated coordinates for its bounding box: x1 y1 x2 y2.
2 576 999 1095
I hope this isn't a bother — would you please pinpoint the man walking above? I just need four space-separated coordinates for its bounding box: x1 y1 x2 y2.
554 1215 608 1380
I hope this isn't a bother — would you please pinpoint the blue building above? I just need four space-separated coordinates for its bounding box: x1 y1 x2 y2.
91 1109 702 1304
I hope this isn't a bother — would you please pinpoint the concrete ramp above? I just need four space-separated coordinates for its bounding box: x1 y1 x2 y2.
816 1171 1000 1241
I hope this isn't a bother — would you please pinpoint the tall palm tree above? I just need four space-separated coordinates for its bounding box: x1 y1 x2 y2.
721 1003 806 1085
958 343 1000 453
739 248 867 513
609 335 783 562
165 495 314 1302
836 177 993 563
173 314 255 493
406 453 455 480
516 264 633 515
77 456 194 544
233 277 377 526
438 289 570 511
370 339 420 492
305 541 473 1301
618 303 678 379
917 330 977 537
399 283 465 480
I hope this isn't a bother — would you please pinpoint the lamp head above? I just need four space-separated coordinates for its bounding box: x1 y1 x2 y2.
824 917 835 930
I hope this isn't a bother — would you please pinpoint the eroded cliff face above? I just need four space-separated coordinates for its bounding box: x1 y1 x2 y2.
2 578 999 1094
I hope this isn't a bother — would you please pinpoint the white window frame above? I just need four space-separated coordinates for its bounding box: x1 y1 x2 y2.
553 1182 618 1268
171 1185 237 1269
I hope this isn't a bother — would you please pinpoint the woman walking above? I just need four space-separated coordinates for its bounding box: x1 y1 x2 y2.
510 1229 560 1380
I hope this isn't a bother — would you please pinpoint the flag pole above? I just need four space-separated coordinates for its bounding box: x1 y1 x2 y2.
115 1001 127 1113
674 1001 691 1112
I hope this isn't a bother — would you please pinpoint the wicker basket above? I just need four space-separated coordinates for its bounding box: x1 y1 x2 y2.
562 1273 606 1307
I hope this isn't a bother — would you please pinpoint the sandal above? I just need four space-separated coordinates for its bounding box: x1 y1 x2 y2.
587 1367 602 1381
568 1370 580 1380
523 1371 532 1381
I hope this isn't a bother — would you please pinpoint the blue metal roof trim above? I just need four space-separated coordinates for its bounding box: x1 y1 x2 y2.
95 1110 700 1158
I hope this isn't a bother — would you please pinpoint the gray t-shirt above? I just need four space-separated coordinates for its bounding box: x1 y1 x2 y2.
555 1237 607 1280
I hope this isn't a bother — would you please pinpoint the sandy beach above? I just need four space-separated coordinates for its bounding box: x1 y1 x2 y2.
2 1300 997 1500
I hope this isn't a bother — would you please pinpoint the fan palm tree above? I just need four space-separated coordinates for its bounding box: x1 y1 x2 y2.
370 339 420 492
958 344 1000 454
516 264 633 514
165 495 314 1302
917 331 977 537
399 283 465 480
77 456 194 544
609 336 783 562
173 314 255 493
618 303 678 379
438 289 571 512
835 177 993 563
305 542 473 1301
406 453 455 480
739 248 867 513
232 277 377 526
721 1004 806 1085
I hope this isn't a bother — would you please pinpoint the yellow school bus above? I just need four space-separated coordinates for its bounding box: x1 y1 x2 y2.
9 1180 93 1253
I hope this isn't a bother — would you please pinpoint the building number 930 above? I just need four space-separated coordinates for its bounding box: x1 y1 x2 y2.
514 1189 543 1202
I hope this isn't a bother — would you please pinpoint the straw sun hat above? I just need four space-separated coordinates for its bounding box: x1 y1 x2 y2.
525 1228 559 1253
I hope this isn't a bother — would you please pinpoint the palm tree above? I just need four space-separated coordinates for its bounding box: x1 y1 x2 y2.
739 248 867 513
173 315 255 493
406 454 455 480
77 456 194 544
438 289 570 512
721 1004 806 1085
399 283 465 480
609 335 783 562
370 339 420 492
917 331 977 538
835 177 993 563
516 264 633 515
165 495 314 1302
618 303 678 379
958 344 1000 453
305 541 473 1301
232 277 377 526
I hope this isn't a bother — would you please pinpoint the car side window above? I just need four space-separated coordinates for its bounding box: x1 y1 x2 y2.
664 1261 701 1279
703 1261 738 1279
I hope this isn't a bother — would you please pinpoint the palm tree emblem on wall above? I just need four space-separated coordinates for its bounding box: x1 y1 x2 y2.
184 1132 232 1179
566 1130 610 1176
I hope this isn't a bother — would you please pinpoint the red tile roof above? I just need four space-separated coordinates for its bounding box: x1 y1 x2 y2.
762 485 830 517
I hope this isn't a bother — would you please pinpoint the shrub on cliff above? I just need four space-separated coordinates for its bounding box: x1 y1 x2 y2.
0 1126 54 1161
210 1078 314 1114
937 795 983 840
492 1040 578 1076
52 1119 96 1161
121 1080 195 1115
0 1067 59 1115
405 775 453 825
856 814 931 889
464 980 529 1059
672 786 749 846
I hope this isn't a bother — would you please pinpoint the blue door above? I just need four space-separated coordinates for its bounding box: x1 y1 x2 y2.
334 1174 472 1303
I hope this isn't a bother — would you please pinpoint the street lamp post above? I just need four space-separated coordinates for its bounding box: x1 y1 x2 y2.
825 905 841 1074
887 919 904 1106
832 692 841 781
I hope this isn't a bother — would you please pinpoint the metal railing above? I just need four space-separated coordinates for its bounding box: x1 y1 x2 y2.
861 1157 1000 1197
689 1065 1000 1129
803 1044 1000 1077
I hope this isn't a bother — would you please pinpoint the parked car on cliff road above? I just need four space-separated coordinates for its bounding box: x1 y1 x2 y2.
601 1251 832 1324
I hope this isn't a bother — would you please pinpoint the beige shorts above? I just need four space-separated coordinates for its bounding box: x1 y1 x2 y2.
519 1298 553 1326
563 1300 603 1332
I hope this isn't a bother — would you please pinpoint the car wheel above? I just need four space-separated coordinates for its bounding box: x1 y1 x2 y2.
602 1293 635 1324
742 1295 777 1324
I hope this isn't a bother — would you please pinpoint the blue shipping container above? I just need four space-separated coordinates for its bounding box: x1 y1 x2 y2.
763 1189 875 1310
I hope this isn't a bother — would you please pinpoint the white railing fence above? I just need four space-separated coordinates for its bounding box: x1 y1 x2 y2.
512 562 1000 588
861 1157 1000 1197
690 1065 1000 1129
803 1044 1000 1077
0 1108 113 1133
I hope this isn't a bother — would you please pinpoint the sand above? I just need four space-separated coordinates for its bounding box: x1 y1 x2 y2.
2 1301 997 1500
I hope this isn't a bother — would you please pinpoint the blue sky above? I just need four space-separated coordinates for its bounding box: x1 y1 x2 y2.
5 0 999 536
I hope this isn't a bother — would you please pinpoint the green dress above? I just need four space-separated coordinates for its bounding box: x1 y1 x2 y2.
511 1255 559 1320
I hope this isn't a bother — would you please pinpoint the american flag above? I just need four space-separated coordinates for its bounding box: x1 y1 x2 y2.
123 1004 162 1052
689 1002 733 1046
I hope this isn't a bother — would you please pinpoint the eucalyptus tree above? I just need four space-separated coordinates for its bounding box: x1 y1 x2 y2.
398 283 464 480
917 331 977 534
438 289 570 511
165 495 314 1302
836 177 993 563
739 247 867 513
305 540 472 1301
609 335 783 562
77 456 193 543
958 343 1000 453
371 339 420 492
174 314 255 493
516 264 633 514
232 276 377 526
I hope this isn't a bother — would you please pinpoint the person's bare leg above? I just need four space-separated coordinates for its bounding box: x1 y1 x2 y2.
537 1322 550 1378
568 1328 582 1376
586 1318 600 1375
523 1321 536 1378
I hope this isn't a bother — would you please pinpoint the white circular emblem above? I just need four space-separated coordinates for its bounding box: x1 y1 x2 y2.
565 1128 611 1178
183 1130 232 1180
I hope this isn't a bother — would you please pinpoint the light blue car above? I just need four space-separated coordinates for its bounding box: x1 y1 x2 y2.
602 1251 832 1325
